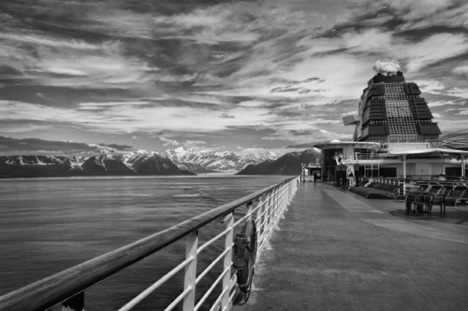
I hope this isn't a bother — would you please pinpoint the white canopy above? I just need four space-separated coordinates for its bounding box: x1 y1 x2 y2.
387 148 468 155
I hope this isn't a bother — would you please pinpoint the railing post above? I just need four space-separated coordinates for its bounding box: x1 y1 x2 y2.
183 231 198 311
221 213 234 311
278 185 285 217
267 191 272 229
282 184 288 215
273 187 281 223
272 188 278 224
277 187 282 218
62 292 84 311
246 201 253 221
272 189 276 226
256 195 263 245
279 185 286 214
288 180 295 204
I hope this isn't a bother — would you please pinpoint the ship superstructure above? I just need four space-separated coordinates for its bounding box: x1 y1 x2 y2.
316 64 467 182
347 71 441 142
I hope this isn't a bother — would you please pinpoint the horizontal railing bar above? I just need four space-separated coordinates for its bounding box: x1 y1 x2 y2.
164 286 192 311
259 226 269 239
197 227 231 255
259 215 269 228
198 206 255 256
250 200 264 215
259 204 271 219
196 248 230 285
232 215 247 229
210 275 238 311
194 267 230 311
0 176 297 311
118 256 194 311
258 238 266 251
228 275 238 300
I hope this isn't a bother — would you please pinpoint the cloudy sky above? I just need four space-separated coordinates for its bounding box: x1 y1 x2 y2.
1 0 467 155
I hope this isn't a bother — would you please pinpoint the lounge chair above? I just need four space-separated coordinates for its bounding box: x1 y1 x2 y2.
445 186 468 207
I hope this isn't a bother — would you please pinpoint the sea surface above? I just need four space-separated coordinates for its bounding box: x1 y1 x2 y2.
0 175 289 310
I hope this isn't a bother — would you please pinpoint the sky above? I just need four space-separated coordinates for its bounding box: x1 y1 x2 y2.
1 0 467 156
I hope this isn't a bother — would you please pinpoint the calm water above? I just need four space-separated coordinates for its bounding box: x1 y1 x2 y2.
0 175 288 310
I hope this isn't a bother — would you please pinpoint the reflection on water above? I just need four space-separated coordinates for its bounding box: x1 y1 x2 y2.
0 175 287 310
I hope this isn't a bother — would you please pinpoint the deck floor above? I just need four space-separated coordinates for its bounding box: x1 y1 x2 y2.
235 181 468 311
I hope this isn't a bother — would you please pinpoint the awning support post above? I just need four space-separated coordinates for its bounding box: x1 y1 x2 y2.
462 156 465 178
402 155 407 195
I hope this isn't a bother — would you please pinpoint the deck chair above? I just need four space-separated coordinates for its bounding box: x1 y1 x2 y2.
426 185 442 196
419 183 430 193
431 186 451 215
411 194 432 217
454 187 468 206
444 186 467 207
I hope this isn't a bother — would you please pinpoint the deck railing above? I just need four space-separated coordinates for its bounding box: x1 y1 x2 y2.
0 176 300 311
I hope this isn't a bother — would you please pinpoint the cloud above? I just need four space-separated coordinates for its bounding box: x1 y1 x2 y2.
219 113 235 119
0 33 101 50
0 136 99 155
387 0 468 30
453 65 468 76
342 29 396 53
183 140 207 148
38 68 89 77
458 108 468 115
1 0 467 153
0 98 275 135
268 77 319 95
1 29 155 89
0 123 52 134
403 33 468 73
261 124 350 145
447 87 468 98
77 101 152 111
386 0 452 21
373 59 401 74
98 143 134 151
1 100 83 122
438 119 468 132
344 0 467 31
238 100 273 108
284 143 316 149
417 80 446 94
160 136 180 146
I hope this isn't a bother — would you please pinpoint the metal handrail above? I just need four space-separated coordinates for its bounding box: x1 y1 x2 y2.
118 256 192 311
0 176 300 311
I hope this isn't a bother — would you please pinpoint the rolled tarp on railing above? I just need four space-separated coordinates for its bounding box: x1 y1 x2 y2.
0 176 300 311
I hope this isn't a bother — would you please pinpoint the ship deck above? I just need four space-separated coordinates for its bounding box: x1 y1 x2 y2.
235 181 468 311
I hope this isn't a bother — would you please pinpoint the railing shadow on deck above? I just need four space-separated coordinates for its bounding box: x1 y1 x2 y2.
0 176 300 311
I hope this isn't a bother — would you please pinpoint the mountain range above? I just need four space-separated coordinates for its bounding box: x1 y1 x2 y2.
0 147 280 178
237 149 321 175
3 130 466 178
0 152 193 178
161 147 278 174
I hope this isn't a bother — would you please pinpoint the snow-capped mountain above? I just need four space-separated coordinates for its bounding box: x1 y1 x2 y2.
0 153 193 178
0 146 279 177
161 147 278 174
126 151 193 175
237 149 321 175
